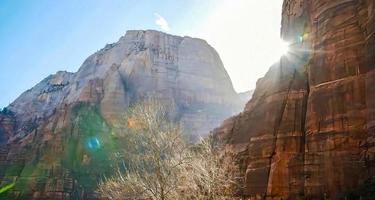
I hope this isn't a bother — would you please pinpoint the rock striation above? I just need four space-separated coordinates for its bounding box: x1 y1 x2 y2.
215 0 375 199
0 30 242 199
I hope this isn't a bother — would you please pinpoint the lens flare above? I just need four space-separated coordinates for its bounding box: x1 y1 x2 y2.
0 181 15 194
87 137 101 150
276 40 290 57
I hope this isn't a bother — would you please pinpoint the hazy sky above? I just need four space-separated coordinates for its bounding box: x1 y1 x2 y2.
0 0 283 108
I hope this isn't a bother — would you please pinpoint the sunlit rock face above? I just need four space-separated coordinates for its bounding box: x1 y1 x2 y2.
8 30 240 137
215 0 375 199
8 71 74 135
0 30 242 199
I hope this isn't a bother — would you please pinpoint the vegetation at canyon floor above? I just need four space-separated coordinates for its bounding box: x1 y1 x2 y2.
96 98 239 200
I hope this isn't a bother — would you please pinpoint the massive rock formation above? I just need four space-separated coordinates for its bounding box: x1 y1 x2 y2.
0 30 242 199
215 0 375 199
7 30 240 138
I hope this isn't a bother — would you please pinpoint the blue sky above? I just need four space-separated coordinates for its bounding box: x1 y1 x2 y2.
0 0 283 108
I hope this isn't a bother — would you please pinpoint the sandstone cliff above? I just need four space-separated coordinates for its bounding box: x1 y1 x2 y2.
7 30 240 138
0 30 242 199
215 0 375 199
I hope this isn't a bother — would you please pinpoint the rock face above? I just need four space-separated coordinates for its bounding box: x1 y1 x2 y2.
0 30 242 199
8 30 240 138
0 110 15 145
215 0 375 199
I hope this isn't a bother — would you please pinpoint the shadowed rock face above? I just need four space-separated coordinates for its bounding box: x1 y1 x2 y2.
0 30 242 199
0 111 15 145
215 0 375 199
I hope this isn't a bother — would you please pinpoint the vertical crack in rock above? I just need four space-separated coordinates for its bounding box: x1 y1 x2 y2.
265 67 297 199
215 0 375 199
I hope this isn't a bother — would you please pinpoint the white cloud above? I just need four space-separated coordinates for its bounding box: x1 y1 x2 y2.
154 13 170 32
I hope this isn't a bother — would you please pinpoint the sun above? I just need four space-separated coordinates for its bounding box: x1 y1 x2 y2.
268 39 291 62
276 39 290 57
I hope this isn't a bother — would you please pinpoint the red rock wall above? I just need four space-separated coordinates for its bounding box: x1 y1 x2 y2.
216 0 375 199
365 0 375 179
305 0 370 197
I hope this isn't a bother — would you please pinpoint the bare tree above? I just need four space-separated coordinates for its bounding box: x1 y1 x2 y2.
97 98 239 200
184 134 239 200
97 98 191 200
96 171 147 200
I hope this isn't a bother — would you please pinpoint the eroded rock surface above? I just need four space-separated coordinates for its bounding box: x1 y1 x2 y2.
0 30 242 199
215 0 375 199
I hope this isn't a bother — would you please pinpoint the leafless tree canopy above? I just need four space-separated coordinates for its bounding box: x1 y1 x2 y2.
96 97 238 200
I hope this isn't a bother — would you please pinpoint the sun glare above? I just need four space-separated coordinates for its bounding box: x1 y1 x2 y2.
276 39 290 57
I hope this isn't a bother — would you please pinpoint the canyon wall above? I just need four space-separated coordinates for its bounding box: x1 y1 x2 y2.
0 30 242 199
215 0 375 199
7 30 241 138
